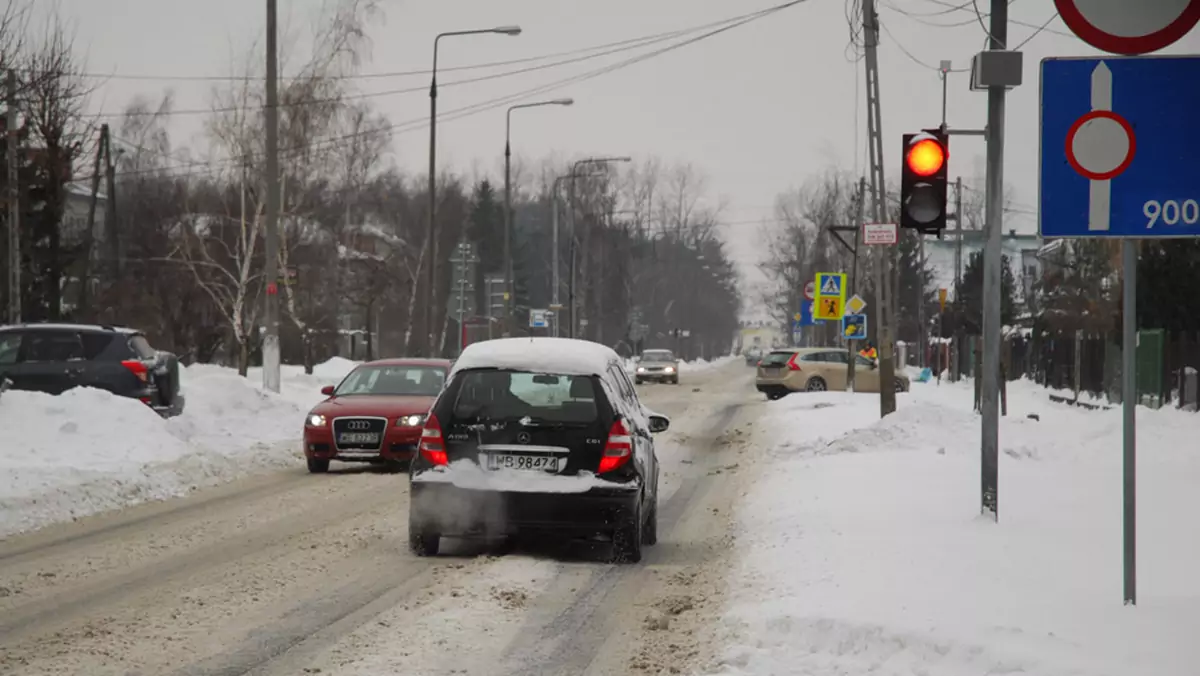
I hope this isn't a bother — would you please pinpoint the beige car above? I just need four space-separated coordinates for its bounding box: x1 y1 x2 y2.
755 347 910 400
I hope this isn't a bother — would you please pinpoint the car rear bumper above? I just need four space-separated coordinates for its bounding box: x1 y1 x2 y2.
409 478 641 537
304 427 420 463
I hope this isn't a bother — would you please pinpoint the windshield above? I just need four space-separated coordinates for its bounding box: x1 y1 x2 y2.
641 350 675 362
451 370 598 424
334 365 446 396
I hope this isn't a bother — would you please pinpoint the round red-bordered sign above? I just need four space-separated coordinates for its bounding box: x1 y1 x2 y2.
1055 0 1200 55
803 281 815 301
1065 110 1136 181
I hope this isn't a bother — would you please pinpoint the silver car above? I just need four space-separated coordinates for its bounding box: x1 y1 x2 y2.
634 349 680 385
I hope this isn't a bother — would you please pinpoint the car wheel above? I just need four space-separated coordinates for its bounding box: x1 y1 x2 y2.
408 519 440 557
671 377 679 385
307 458 330 474
641 499 658 546
611 504 644 563
805 377 827 392
635 378 643 385
894 380 906 393
766 391 786 401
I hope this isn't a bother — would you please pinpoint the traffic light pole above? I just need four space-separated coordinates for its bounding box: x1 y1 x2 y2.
980 0 1008 520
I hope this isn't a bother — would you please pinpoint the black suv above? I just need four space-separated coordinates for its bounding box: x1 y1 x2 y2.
409 337 669 563
0 323 185 417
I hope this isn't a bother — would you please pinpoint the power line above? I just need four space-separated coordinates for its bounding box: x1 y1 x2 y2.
94 0 810 182
914 0 1075 37
878 17 970 71
1012 13 1060 51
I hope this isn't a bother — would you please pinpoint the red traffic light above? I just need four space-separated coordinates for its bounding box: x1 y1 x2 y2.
906 138 946 177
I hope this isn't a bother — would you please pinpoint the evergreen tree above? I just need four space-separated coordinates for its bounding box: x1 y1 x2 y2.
467 180 502 319
1137 240 1200 331
951 252 1017 334
894 228 937 344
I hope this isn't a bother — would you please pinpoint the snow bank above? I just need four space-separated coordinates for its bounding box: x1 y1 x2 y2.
678 355 738 372
711 380 1200 676
453 337 618 377
0 357 360 538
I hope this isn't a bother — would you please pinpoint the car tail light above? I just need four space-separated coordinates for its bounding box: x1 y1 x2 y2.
419 414 448 466
599 419 633 474
786 353 802 371
121 360 149 383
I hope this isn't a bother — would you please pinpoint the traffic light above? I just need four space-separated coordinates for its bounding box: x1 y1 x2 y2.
900 129 949 235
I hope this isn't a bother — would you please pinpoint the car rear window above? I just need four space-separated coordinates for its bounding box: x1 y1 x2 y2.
452 370 598 423
760 350 796 366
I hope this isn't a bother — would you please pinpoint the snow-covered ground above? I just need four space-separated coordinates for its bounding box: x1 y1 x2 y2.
0 358 359 538
711 377 1200 676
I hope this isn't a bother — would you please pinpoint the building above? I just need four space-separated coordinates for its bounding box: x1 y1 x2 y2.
924 229 1044 314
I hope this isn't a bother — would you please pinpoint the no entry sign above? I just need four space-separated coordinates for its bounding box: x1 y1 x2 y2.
1054 0 1200 55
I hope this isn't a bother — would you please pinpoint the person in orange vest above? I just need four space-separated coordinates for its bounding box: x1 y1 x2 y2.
859 342 878 360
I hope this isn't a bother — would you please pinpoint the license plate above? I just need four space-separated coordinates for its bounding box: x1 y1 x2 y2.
487 453 561 472
764 367 782 376
338 432 379 445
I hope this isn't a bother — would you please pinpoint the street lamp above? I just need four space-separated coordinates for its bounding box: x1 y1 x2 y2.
504 97 574 335
425 25 521 356
567 156 631 338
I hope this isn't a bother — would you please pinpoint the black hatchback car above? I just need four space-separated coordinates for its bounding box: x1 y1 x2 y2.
408 337 669 563
0 323 185 417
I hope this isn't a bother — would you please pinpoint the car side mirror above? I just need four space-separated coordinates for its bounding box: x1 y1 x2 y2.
648 414 670 434
321 385 335 396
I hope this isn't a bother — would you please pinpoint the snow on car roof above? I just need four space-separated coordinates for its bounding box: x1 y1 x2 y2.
450 337 619 377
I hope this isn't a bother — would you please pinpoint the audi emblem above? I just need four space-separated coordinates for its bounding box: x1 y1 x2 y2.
345 420 372 431
516 432 531 444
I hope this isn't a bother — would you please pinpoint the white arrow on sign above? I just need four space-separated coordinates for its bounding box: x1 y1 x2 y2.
1055 0 1200 55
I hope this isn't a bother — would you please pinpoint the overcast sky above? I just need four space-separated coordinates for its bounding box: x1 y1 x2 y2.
46 0 1200 311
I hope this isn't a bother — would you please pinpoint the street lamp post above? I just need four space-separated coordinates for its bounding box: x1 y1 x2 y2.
505 98 573 335
567 156 631 339
426 25 521 357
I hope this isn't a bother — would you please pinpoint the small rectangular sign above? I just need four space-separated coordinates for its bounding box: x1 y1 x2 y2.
863 222 898 245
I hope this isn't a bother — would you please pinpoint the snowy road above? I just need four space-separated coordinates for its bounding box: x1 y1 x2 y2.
0 362 760 676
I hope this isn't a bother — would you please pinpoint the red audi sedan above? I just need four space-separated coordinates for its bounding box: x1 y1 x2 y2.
303 358 451 473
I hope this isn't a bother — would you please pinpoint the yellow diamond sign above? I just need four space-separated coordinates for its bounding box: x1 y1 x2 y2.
846 294 866 315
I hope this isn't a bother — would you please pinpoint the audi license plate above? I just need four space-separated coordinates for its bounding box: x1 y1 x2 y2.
488 453 561 472
338 432 379 445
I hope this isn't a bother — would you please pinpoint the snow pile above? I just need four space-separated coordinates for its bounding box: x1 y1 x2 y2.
710 382 1200 676
678 355 738 372
0 357 359 537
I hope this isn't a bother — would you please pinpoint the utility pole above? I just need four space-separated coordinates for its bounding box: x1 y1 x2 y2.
262 0 281 393
952 176 963 382
449 238 478 354
80 124 106 317
103 128 118 274
979 0 1008 519
848 179 865 390
6 69 19 324
861 0 896 416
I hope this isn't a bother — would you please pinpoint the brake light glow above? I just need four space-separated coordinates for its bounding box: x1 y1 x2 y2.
786 353 802 371
419 414 448 465
121 360 149 383
599 419 633 473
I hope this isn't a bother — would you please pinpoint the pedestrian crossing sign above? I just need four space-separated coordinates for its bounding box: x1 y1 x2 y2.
813 272 847 320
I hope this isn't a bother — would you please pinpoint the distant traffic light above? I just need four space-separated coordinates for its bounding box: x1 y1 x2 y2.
900 129 949 235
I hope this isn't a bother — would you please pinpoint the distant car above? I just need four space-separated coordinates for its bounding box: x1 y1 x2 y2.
634 348 679 385
744 347 763 366
0 323 185 416
408 337 669 563
303 358 451 473
754 347 910 400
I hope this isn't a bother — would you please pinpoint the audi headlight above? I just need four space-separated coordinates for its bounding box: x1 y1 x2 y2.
397 414 426 427
308 413 327 427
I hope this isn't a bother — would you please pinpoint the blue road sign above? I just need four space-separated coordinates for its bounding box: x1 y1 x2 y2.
798 299 820 327
842 313 867 340
816 273 843 296
1040 55 1200 238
